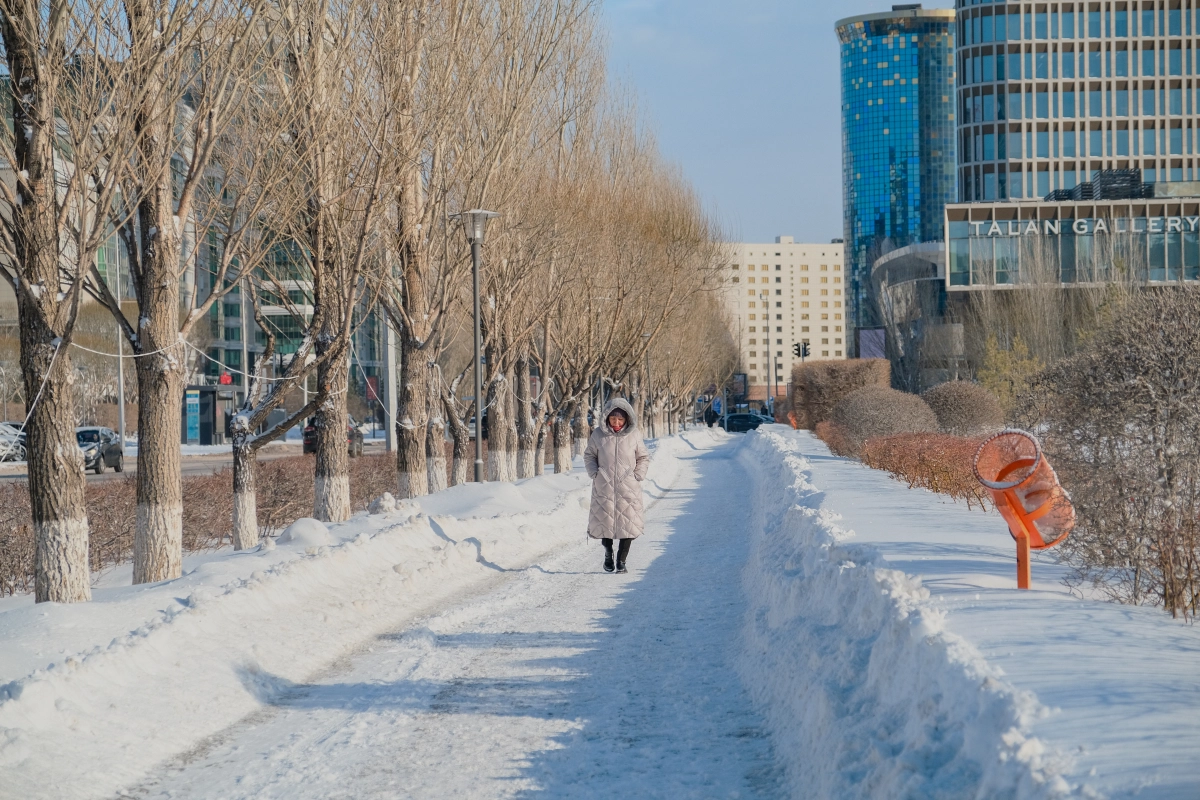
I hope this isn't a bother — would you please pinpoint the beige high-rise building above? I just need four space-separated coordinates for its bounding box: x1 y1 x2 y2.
719 236 847 398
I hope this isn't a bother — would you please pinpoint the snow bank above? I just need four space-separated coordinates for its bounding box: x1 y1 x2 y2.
0 432 707 800
738 429 1072 800
739 428 1200 800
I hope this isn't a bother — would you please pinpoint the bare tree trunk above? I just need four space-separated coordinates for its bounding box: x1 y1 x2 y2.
25 337 91 603
133 351 184 583
2 20 92 602
426 390 448 493
534 424 548 476
553 401 575 473
514 353 536 478
503 365 518 478
313 353 351 523
445 393 471 486
127 0 185 585
231 440 259 550
396 332 429 497
572 403 589 457
486 341 511 482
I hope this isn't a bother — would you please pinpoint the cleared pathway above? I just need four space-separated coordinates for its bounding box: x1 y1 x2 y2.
129 436 784 799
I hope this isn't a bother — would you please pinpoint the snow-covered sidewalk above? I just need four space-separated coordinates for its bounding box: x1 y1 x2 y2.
127 432 781 799
3 428 1199 799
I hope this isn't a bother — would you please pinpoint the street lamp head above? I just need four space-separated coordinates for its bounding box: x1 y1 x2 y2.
641 332 651 342
454 209 500 245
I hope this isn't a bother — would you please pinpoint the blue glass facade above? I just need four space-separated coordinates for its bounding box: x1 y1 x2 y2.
838 9 957 346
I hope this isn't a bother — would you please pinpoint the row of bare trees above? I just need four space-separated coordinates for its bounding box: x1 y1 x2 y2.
0 0 737 602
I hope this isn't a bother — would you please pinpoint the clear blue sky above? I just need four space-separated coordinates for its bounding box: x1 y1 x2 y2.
602 0 955 244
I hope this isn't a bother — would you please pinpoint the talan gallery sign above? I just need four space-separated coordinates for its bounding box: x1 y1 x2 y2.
968 217 1200 237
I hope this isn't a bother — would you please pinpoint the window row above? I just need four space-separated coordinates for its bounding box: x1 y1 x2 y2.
959 4 1197 45
960 84 1200 121
961 158 1197 199
961 122 1199 162
961 43 1200 84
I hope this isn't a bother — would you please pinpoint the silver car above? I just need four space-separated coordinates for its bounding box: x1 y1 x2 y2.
0 422 26 462
76 427 125 474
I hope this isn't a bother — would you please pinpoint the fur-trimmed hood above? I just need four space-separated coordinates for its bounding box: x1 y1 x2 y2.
601 398 638 436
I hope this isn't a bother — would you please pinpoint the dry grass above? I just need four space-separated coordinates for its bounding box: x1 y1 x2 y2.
858 433 992 511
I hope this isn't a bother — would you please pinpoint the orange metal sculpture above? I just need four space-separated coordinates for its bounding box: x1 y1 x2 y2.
972 429 1075 589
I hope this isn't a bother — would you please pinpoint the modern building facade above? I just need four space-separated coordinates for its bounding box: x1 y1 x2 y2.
956 0 1200 203
837 5 958 352
719 237 847 396
945 182 1200 288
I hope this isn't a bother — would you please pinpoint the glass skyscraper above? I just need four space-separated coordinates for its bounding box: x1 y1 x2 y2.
956 1 1200 202
837 6 957 350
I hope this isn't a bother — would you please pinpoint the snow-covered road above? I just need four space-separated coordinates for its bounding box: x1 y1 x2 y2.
130 437 784 799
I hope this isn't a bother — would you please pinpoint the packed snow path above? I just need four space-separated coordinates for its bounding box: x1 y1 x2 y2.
130 439 785 799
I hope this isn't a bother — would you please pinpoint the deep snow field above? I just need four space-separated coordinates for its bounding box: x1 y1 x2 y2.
0 428 1197 799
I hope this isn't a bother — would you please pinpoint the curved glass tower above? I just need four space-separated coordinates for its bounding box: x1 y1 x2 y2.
956 1 1200 202
837 7 957 348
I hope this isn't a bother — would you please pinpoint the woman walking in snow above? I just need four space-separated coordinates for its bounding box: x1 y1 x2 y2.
584 398 651 573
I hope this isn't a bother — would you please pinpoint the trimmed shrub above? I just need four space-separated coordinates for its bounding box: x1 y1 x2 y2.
829 385 938 456
814 420 854 458
921 381 1005 436
859 434 991 510
790 359 889 430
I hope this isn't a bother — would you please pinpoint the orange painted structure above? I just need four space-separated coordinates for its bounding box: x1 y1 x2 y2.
972 429 1075 590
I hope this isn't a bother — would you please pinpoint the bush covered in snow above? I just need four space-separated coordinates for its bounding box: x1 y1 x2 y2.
1021 288 1200 618
790 359 889 429
920 381 1005 436
829 386 937 457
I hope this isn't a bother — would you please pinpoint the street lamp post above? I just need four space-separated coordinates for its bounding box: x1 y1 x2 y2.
641 332 652 437
759 291 772 416
115 255 126 448
454 209 499 483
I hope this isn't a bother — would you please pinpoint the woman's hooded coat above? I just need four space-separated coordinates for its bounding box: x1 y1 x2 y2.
584 398 651 540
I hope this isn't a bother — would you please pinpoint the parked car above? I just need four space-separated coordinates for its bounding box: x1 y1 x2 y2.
719 413 764 433
0 422 26 462
303 416 366 457
76 427 124 474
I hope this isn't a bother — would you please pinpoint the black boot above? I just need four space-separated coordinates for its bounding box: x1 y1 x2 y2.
616 539 631 573
602 539 615 572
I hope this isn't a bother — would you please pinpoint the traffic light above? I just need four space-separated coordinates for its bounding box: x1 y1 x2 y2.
792 342 802 358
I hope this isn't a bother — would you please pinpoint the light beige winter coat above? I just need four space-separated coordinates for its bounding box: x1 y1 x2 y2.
584 398 651 540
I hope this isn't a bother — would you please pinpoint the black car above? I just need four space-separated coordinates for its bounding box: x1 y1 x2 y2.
719 413 764 433
76 427 124 474
303 417 366 457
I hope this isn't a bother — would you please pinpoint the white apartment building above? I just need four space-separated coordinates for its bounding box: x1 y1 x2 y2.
720 236 848 393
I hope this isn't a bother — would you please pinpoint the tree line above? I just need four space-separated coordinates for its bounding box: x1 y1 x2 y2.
0 0 737 602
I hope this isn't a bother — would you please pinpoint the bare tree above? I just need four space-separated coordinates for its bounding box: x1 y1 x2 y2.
99 0 278 583
0 0 142 601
